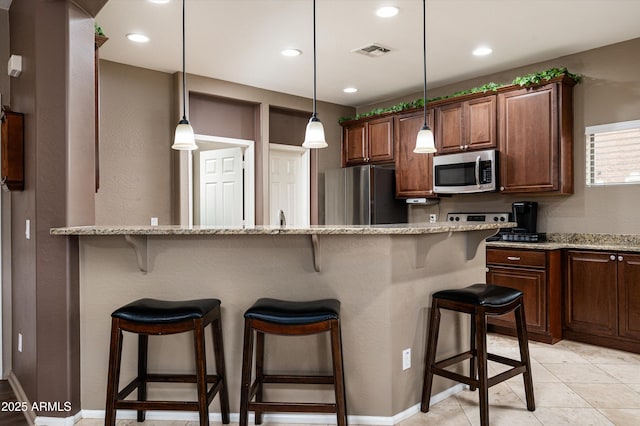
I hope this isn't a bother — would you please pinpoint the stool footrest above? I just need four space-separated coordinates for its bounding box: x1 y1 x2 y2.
263 374 335 385
115 400 199 411
431 352 529 389
488 365 527 387
117 375 223 406
249 401 336 414
145 373 220 383
434 351 474 370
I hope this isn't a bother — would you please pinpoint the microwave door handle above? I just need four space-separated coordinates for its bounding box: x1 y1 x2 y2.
475 155 481 187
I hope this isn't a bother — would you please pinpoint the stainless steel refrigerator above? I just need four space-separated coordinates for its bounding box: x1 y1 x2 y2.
324 165 408 225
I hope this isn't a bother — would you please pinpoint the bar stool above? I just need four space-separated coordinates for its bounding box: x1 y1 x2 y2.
104 298 230 426
421 284 535 426
239 298 347 426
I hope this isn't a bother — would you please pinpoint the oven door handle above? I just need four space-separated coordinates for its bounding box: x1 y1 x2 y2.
475 155 481 187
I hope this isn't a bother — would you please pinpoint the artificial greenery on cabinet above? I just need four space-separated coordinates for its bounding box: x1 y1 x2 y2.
339 67 582 123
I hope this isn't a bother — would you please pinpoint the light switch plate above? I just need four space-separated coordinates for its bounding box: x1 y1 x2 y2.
402 348 411 370
25 219 30 240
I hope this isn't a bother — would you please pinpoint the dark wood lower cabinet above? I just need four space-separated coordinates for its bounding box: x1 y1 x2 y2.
564 250 640 354
486 248 562 344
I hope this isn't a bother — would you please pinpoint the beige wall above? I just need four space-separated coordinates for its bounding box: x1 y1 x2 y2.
97 62 354 226
8 0 97 415
359 38 640 234
96 61 174 226
0 7 12 379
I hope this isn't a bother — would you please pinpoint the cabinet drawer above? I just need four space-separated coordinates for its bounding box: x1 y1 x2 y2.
487 248 546 268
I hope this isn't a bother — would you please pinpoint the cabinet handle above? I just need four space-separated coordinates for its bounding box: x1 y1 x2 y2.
507 256 521 261
618 255 624 261
610 255 616 261
500 186 505 191
460 145 464 150
464 145 469 150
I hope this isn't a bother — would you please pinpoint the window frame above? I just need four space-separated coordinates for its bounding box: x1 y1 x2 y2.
585 119 640 187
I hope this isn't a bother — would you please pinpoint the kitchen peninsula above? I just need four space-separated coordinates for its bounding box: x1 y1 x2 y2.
51 222 512 422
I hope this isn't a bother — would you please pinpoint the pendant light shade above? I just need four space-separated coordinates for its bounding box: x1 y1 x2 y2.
414 0 436 154
172 0 197 151
303 115 327 148
302 0 327 149
414 125 436 153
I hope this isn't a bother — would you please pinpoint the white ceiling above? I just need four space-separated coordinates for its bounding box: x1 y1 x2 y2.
96 0 640 108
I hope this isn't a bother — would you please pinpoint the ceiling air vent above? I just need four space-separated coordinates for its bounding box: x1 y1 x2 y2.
352 43 393 58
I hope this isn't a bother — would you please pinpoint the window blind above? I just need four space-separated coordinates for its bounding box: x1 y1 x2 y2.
585 120 640 186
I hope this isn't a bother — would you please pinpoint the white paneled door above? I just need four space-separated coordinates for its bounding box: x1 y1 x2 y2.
199 147 244 226
269 144 310 227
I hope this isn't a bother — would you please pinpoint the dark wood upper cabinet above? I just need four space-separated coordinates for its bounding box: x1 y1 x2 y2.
95 34 108 192
497 77 574 194
436 95 496 154
342 116 393 167
394 110 436 198
1 110 25 191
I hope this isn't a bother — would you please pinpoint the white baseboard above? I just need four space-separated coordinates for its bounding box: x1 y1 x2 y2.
79 384 465 425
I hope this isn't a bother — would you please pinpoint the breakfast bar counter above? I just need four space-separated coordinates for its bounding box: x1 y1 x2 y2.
51 222 513 423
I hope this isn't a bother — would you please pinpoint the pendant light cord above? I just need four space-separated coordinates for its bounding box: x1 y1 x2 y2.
422 0 427 127
312 0 317 117
182 0 187 121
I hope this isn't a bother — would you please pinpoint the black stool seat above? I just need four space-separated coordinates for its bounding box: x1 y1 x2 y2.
245 298 340 325
433 284 523 307
112 298 221 324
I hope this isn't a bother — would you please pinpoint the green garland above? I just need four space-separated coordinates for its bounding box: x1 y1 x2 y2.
339 67 582 123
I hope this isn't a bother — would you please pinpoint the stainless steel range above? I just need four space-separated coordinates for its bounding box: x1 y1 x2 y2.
447 208 546 242
447 212 511 224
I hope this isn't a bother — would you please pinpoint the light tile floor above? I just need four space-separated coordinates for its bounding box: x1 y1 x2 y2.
77 334 640 426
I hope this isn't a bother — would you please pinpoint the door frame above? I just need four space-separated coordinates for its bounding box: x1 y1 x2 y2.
268 143 310 227
192 134 255 227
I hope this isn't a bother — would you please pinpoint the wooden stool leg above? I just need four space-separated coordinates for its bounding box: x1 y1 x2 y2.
194 319 209 426
469 316 477 391
254 331 265 425
330 319 348 426
515 302 536 411
475 309 489 426
105 319 123 426
239 320 255 426
137 334 148 422
421 300 441 412
211 316 231 424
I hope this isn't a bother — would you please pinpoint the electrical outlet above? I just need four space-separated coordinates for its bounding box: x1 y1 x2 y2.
429 214 437 223
402 348 411 370
150 217 159 226
18 333 23 353
25 219 30 240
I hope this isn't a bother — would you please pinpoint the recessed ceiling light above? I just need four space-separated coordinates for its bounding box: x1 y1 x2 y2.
343 87 358 93
126 33 150 43
281 48 302 57
473 46 493 56
149 0 171 4
376 6 399 18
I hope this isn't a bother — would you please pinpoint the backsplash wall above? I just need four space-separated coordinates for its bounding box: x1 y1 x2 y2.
359 38 640 235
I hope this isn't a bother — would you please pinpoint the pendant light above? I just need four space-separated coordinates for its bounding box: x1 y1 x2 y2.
172 0 197 151
302 0 328 149
414 0 436 154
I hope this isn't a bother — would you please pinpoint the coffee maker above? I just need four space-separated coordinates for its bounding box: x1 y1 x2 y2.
501 201 546 242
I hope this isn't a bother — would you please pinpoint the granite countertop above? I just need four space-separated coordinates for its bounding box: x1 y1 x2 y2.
487 232 640 253
50 222 515 236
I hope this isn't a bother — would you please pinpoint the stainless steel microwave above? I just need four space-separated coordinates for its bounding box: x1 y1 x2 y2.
433 149 498 194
